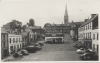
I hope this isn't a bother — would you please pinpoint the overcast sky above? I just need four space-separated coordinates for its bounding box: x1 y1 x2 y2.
0 0 99 27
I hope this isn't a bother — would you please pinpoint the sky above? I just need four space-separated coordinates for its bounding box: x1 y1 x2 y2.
0 0 99 27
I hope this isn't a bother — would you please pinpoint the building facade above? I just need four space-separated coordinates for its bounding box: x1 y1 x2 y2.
70 21 84 41
44 23 71 34
78 14 98 53
8 33 22 55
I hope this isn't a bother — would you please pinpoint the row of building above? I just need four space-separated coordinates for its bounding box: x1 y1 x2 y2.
43 23 71 34
70 14 99 54
1 22 44 59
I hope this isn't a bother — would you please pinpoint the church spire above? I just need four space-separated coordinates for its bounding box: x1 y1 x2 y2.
64 4 69 25
65 4 68 16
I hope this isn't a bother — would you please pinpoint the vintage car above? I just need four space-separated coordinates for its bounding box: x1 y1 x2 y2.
25 45 37 53
80 51 98 60
13 52 23 59
76 48 87 54
21 49 29 55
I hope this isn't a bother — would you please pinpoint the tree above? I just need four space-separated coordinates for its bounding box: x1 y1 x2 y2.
22 25 27 32
29 19 35 26
10 19 22 31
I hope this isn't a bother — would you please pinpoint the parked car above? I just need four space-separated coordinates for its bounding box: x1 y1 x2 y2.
25 45 37 53
21 49 29 55
76 48 87 54
74 42 83 48
13 52 23 59
74 42 82 46
80 51 98 60
81 49 93 54
77 45 88 49
34 43 42 50
39 42 44 46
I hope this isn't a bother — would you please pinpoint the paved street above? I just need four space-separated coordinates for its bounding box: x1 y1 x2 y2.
4 34 81 61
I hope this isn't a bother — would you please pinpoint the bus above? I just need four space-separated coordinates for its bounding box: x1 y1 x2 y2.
44 33 64 44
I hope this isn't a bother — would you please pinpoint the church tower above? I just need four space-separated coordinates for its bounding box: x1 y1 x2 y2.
64 4 69 25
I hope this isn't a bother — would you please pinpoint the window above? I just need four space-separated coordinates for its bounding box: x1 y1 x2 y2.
4 41 5 47
93 44 95 51
86 33 87 38
84 33 85 38
10 38 11 43
93 34 95 40
19 38 20 42
3 35 5 40
90 32 91 38
22 38 24 41
20 44 21 49
97 33 98 40
88 24 89 29
90 23 91 29
17 45 19 50
97 45 99 53
84 26 85 30
13 38 15 43
16 38 18 42
88 33 89 38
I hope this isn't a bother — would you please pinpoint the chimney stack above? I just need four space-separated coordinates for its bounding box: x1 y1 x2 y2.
84 19 88 22
91 14 96 18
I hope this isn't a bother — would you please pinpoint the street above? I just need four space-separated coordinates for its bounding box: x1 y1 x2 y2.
4 34 81 61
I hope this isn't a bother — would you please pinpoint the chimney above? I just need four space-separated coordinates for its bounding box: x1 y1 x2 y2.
84 19 88 22
91 14 96 18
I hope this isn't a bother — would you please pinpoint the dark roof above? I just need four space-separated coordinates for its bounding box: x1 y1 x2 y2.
74 22 84 25
28 26 41 29
70 21 84 26
80 14 98 27
45 23 70 27
21 31 28 37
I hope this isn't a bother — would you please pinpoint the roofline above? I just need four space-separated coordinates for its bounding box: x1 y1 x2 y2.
80 14 98 27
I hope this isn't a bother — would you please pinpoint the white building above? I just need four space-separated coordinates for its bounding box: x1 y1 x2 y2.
92 27 99 53
7 30 22 55
78 14 98 53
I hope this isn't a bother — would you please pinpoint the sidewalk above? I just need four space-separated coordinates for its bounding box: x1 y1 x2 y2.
2 55 14 62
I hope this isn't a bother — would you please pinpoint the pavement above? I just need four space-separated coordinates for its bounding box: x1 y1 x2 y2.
2 34 82 62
